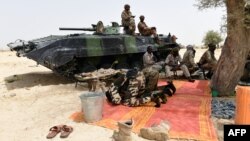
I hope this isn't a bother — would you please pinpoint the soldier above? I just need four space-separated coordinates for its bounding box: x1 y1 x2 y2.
170 35 181 49
121 4 136 35
182 45 198 73
137 15 157 36
171 35 178 44
240 53 250 84
165 48 195 82
143 46 163 71
105 69 163 107
198 43 217 78
142 67 159 92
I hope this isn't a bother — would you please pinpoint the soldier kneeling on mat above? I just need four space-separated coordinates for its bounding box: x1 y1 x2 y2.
105 68 176 107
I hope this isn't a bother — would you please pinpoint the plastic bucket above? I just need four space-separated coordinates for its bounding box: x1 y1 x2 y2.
79 91 104 123
235 86 250 124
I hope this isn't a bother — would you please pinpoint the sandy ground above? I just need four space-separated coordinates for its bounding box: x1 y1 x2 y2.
0 48 221 141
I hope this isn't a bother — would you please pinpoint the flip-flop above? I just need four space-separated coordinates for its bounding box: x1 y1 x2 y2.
46 125 62 139
60 125 73 138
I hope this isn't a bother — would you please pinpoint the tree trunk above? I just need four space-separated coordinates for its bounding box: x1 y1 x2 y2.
211 0 250 96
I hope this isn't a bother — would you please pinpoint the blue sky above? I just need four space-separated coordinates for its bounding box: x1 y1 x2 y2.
0 0 225 50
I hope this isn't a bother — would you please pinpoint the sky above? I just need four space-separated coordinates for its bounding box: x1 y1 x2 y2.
0 0 225 50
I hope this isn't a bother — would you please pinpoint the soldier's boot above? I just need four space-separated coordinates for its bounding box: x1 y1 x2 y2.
154 96 161 108
167 80 176 94
159 93 167 104
140 120 170 141
113 119 133 141
187 76 195 83
151 91 163 108
163 86 173 97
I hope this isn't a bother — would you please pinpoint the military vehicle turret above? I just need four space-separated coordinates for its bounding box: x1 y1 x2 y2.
7 21 177 77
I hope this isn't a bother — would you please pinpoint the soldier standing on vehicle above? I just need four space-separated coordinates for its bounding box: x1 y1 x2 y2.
121 4 136 35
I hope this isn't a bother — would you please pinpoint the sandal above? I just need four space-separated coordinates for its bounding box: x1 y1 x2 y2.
60 125 73 138
46 125 62 139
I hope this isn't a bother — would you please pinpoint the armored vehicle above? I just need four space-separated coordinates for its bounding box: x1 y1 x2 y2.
7 21 177 77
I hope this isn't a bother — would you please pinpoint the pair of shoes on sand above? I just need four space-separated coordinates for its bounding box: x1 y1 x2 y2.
46 125 73 139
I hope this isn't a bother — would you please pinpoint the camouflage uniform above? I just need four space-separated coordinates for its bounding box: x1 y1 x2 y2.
143 52 163 71
165 53 191 78
183 49 196 69
142 67 159 92
138 21 155 36
182 47 198 73
199 50 217 71
106 71 151 107
121 10 135 35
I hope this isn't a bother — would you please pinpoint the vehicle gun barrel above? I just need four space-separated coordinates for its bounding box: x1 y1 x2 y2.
59 27 95 31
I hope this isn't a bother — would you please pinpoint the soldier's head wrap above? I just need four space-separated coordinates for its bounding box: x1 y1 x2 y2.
186 45 193 50
126 69 138 79
172 47 179 56
208 43 216 51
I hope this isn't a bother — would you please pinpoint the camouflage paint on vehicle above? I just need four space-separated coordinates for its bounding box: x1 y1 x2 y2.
124 35 137 53
86 36 103 56
7 22 177 77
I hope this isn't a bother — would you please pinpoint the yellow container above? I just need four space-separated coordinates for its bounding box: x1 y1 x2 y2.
235 86 250 124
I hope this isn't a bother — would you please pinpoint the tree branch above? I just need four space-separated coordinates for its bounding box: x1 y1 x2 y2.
194 0 225 10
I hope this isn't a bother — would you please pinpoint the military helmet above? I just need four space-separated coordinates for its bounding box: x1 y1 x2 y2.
124 4 130 9
139 15 145 20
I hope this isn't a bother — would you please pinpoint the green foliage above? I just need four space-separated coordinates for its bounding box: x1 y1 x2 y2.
194 0 225 10
202 30 223 46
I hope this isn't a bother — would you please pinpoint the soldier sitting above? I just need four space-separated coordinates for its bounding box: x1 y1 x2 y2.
198 43 217 79
165 48 195 82
182 45 199 74
239 53 250 85
143 46 164 72
137 15 157 36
